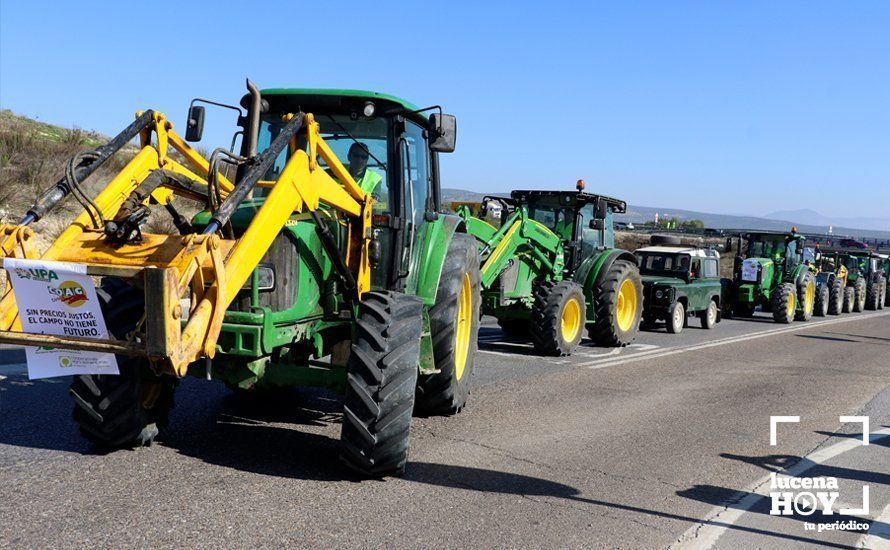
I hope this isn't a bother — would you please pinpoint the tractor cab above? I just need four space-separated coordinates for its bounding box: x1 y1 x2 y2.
736 230 807 287
507 189 627 273
189 87 459 295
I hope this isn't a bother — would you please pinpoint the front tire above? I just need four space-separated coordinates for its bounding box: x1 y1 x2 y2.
666 301 685 334
416 234 481 416
497 318 529 339
733 302 756 317
813 283 829 317
69 279 177 449
771 283 796 324
340 291 423 477
794 271 816 321
588 259 642 346
530 280 586 356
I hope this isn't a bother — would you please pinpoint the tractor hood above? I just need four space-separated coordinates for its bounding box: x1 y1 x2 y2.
641 275 686 286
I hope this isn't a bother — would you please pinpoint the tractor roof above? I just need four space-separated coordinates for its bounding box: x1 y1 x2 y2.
509 190 627 214
260 88 420 113
636 246 718 258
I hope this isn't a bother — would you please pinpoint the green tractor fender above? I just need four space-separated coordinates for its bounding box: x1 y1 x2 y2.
574 248 637 322
410 213 467 306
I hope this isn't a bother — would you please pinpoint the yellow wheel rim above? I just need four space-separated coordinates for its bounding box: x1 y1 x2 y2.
454 273 473 381
616 279 637 332
561 297 582 342
786 291 796 318
805 281 815 314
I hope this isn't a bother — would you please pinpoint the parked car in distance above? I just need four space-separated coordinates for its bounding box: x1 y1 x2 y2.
839 238 869 249
635 245 723 334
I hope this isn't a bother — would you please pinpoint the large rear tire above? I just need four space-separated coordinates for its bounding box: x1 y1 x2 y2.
530 280 586 356
853 278 867 312
340 291 423 477
69 279 177 449
865 275 882 310
588 259 642 347
843 286 855 313
827 280 843 315
415 234 481 416
794 271 816 321
771 282 796 324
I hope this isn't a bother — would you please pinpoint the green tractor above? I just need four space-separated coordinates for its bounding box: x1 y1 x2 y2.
5 82 482 478
728 229 817 323
456 185 642 356
815 250 853 315
838 250 887 311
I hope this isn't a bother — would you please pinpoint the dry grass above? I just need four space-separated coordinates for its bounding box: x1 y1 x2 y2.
0 110 140 248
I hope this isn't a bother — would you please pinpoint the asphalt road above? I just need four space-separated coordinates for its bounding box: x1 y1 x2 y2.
1 309 889 548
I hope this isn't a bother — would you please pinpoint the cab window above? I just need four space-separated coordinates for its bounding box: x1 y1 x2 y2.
256 114 392 213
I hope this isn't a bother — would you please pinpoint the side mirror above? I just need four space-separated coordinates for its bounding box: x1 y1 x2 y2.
724 238 733 253
589 219 605 230
430 113 457 153
185 105 205 142
594 198 609 219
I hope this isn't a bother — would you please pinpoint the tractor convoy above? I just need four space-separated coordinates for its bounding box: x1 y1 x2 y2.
0 81 885 477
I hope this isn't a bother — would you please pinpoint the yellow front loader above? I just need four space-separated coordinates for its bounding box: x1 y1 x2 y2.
0 81 478 477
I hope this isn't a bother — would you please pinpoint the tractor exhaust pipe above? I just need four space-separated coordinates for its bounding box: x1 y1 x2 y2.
246 79 262 158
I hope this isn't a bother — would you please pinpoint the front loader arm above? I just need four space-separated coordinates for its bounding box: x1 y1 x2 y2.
0 111 371 376
476 208 563 289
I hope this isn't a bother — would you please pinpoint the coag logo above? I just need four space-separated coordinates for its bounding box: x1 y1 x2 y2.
15 267 59 282
49 280 89 308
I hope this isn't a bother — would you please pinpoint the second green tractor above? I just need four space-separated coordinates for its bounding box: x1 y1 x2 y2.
455 185 642 356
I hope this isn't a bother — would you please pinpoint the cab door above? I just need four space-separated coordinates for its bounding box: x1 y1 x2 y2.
397 119 433 289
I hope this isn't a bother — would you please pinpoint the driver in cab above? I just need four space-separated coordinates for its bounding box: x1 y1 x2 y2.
346 142 382 195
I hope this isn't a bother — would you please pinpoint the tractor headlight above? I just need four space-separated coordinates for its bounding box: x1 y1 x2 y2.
242 266 275 291
655 290 664 299
363 101 376 117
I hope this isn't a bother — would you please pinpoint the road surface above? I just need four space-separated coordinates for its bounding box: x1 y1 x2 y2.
1 310 888 548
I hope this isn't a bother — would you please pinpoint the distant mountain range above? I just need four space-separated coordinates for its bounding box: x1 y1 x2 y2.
764 208 890 233
441 188 890 240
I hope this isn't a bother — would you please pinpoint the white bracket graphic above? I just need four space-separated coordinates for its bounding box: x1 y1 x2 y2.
838 415 870 446
770 416 800 446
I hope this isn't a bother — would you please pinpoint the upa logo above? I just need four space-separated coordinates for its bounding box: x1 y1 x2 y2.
49 280 89 308
14 267 59 283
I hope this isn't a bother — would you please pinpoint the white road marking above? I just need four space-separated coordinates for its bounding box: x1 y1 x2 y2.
858 504 890 549
671 427 890 549
583 311 890 370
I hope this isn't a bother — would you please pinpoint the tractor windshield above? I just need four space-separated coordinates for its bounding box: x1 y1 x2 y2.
256 113 391 212
842 255 866 273
527 203 575 240
746 235 788 260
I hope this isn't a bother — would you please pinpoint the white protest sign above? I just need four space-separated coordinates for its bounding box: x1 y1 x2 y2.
4 258 119 379
741 259 760 282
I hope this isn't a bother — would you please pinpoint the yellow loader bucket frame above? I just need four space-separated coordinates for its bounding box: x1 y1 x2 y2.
0 110 372 376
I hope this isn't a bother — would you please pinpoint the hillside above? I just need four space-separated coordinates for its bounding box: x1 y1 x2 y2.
441 188 890 240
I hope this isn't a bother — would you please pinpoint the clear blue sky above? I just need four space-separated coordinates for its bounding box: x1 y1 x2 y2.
1 1 888 221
